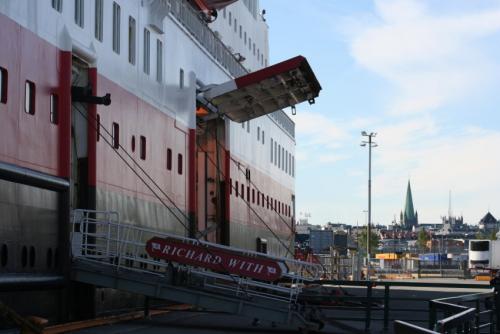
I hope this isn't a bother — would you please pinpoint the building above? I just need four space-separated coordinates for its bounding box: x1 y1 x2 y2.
478 212 498 232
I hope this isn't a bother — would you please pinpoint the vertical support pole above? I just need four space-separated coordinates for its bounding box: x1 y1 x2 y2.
429 300 437 330
384 285 390 330
365 281 373 332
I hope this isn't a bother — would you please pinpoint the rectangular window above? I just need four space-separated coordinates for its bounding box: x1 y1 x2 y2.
140 136 146 160
179 69 184 89
252 189 255 204
50 94 58 124
235 181 239 197
244 31 247 45
177 154 183 175
266 195 269 209
285 150 288 173
112 2 121 54
156 39 163 83
249 37 251 50
223 8 226 18
95 0 103 41
128 16 136 64
262 193 264 207
257 126 260 141
247 121 250 133
274 142 277 166
239 25 242 38
52 0 62 12
241 184 244 197
75 0 84 28
277 144 281 168
229 12 232 25
281 147 285 170
143 29 150 74
166 148 172 170
241 122 245 129
292 156 295 177
270 138 273 163
247 186 250 202
24 81 35 115
96 114 100 142
112 122 120 149
262 131 265 144
234 19 237 32
0 67 7 104
257 191 260 205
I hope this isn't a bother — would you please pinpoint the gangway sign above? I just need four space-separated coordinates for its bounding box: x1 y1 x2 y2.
146 237 285 281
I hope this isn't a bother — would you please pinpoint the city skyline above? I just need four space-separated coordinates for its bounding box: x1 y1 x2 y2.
263 0 500 226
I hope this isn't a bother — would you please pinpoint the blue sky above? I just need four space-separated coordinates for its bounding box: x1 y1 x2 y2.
261 0 500 226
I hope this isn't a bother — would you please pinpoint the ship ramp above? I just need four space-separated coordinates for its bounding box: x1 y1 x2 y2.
70 210 324 331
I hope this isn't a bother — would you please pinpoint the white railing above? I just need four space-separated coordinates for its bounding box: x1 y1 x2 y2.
71 209 322 305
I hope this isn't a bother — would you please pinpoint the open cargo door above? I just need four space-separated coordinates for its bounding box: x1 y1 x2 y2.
201 56 321 123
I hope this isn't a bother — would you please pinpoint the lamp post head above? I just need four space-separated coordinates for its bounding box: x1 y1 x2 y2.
361 131 368 136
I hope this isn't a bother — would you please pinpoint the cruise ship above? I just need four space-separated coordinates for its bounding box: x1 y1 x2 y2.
0 0 320 321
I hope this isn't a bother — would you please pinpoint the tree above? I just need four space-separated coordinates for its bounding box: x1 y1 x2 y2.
357 228 380 256
417 229 430 251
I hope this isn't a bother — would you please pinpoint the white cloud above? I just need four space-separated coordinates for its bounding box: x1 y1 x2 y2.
348 0 500 115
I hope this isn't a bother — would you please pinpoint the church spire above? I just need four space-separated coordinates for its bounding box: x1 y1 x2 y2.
403 180 418 229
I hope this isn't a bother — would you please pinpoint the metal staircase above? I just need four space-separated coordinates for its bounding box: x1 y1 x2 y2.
70 210 324 330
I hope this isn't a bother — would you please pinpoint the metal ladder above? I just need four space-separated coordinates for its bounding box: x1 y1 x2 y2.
70 209 324 330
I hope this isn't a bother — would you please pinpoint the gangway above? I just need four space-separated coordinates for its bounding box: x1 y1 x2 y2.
70 210 324 330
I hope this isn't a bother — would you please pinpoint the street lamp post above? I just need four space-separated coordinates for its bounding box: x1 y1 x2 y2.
361 131 377 280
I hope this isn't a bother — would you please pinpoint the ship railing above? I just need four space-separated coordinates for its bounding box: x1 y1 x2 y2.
71 209 322 305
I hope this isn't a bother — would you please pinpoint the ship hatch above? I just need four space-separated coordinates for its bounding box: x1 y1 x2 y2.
202 56 321 123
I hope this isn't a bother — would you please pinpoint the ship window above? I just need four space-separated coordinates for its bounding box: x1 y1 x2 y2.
252 189 255 203
262 193 265 207
75 0 84 28
247 121 250 133
112 2 121 54
282 147 285 171
277 144 281 168
248 37 251 50
24 81 35 115
257 49 260 60
257 191 260 205
292 156 295 177
239 25 242 39
274 142 277 166
96 114 100 142
266 195 269 209
52 0 62 12
234 19 237 33
0 67 7 104
166 148 172 170
128 16 136 64
140 136 146 160
1 244 7 267
112 122 119 149
223 8 226 19
247 186 250 202
270 138 273 163
285 150 288 173
235 181 239 197
156 39 163 83
262 131 265 144
179 69 184 89
131 135 136 152
95 0 103 41
143 28 150 75
50 94 58 124
257 126 260 141
241 184 244 198
228 12 231 25
244 31 247 45
177 153 183 175
241 122 245 129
